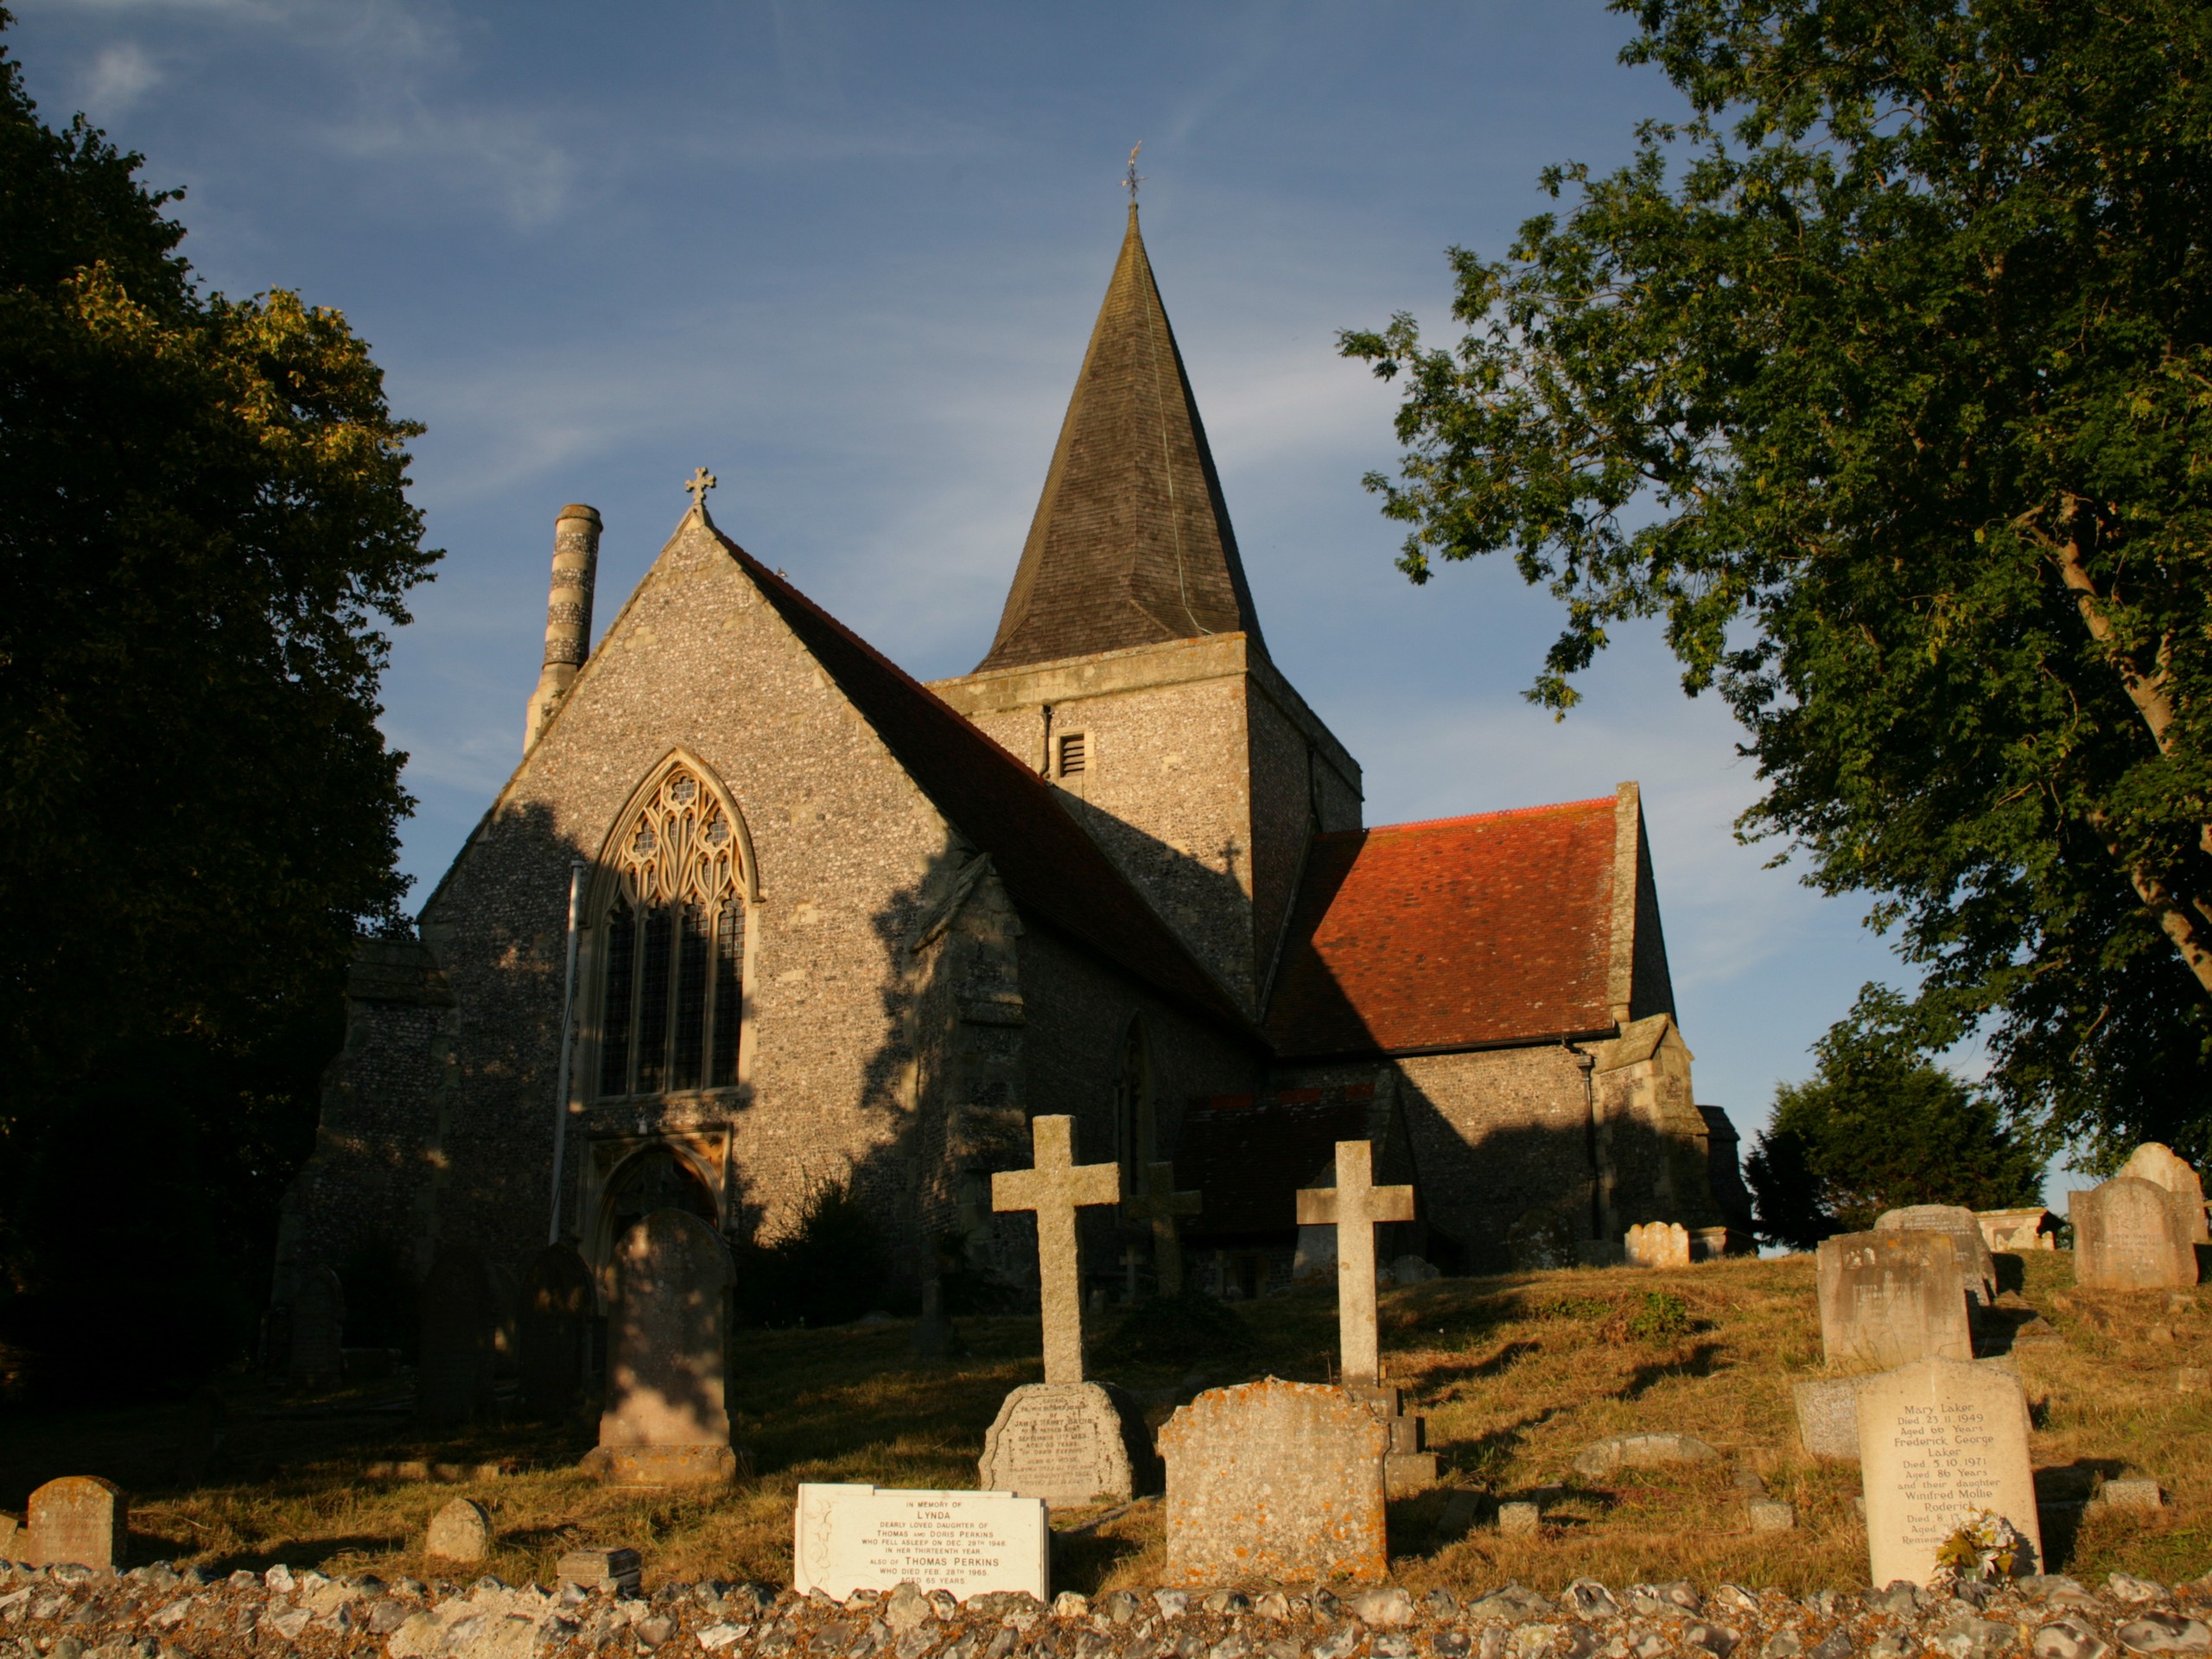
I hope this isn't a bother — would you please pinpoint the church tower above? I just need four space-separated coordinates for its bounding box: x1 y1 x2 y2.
931 207 1361 1014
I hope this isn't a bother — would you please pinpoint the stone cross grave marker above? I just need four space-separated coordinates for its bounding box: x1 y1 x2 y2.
1296 1140 1414 1386
2072 1175 2199 1289
2120 1143 2210 1245
793 1484 1049 1602
991 1114 1119 1385
288 1264 346 1387
26 1477 126 1570
1157 1378 1389 1585
1816 1230 1973 1371
417 1246 499 1426
1123 1160 1202 1297
583 1209 741 1486
1877 1204 2000 1305
1858 1354 2041 1587
982 1115 1154 1505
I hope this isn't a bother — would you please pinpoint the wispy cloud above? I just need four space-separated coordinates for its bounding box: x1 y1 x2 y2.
82 37 159 111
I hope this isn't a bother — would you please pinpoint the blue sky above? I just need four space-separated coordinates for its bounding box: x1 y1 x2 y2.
12 0 1927 1152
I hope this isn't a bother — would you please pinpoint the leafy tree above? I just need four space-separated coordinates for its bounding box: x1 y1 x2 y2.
0 14 436 1395
1341 0 2212 1169
1746 988 2045 1249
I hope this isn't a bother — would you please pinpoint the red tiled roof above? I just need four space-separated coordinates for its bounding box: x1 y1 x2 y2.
1265 800 1621 1058
712 528 1256 1036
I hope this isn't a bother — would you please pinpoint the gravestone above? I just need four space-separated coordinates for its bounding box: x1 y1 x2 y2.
26 1477 125 1569
1876 1205 2000 1306
287 1265 346 1387
983 1115 1149 1505
1977 1208 2057 1253
978 1382 1154 1506
2072 1176 2199 1289
1296 1141 1434 1493
2120 1143 2211 1245
557 1548 641 1596
417 1246 499 1426
792 1484 1049 1601
583 1209 741 1485
1157 1378 1389 1585
1123 1161 1202 1297
1816 1230 1973 1370
1794 1377 1862 1460
425 1497 491 1561
1857 1354 2041 1587
518 1243 594 1418
1624 1221 1692 1269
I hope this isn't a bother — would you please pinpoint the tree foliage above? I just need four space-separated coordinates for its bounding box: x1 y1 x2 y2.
0 15 436 1395
1342 0 2212 1166
1745 988 2046 1249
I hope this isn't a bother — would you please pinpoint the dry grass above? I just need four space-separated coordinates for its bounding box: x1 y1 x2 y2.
3 1252 2209 1593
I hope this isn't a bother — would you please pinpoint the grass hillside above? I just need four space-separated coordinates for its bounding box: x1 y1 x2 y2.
1 1252 2204 1593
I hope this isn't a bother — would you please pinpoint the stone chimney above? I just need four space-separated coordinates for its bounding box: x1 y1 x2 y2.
524 504 601 752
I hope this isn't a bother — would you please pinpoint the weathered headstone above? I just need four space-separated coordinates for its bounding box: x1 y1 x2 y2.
26 1477 125 1569
2072 1176 2199 1289
2120 1143 2211 1245
287 1264 346 1387
1794 1376 1864 1460
983 1116 1148 1505
0 1514 16 1555
978 1382 1154 1506
583 1209 741 1486
1857 1354 2041 1587
1977 1208 2058 1253
1157 1378 1389 1585
417 1246 499 1426
792 1484 1049 1601
1816 1230 1973 1370
1123 1161 1202 1297
425 1497 491 1561
518 1243 594 1418
1876 1205 2001 1306
1624 1221 1692 1269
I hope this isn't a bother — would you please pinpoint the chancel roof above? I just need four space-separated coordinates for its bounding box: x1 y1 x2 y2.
976 207 1265 672
1265 800 1624 1058
711 524 1255 1036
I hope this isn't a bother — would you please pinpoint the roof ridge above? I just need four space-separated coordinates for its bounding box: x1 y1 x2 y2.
708 528 1258 1038
1326 797 1618 840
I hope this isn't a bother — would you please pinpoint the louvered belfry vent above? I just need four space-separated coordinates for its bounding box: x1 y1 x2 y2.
1058 733 1087 777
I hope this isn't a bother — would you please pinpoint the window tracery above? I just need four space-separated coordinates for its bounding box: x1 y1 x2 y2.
596 765 747 1098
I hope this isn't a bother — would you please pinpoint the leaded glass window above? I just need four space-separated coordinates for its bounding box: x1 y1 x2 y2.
595 766 747 1097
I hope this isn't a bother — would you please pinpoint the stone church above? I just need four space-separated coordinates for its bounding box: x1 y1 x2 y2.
276 207 1747 1329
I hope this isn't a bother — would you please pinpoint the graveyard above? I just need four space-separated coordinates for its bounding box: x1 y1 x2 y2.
4 1247 2208 1597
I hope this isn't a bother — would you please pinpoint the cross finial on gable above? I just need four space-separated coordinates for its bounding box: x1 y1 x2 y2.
1122 142 1144 205
684 467 717 514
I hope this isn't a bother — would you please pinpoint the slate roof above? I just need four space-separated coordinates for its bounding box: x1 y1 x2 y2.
710 524 1256 1036
1265 800 1623 1058
976 207 1265 672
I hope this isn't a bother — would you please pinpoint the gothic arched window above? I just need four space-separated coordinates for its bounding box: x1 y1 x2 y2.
596 765 747 1097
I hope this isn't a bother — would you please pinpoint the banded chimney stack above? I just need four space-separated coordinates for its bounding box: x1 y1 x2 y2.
524 504 601 752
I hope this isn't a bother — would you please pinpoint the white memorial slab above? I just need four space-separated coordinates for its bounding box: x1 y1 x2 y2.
1857 1355 2042 1587
791 1484 1049 1602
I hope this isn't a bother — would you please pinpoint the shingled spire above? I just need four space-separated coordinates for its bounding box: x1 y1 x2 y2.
976 206 1265 672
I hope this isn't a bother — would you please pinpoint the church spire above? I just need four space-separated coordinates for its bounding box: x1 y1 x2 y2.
976 205 1265 673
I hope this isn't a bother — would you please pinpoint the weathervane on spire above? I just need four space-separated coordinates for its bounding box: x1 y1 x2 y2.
684 466 716 514
1123 142 1144 205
